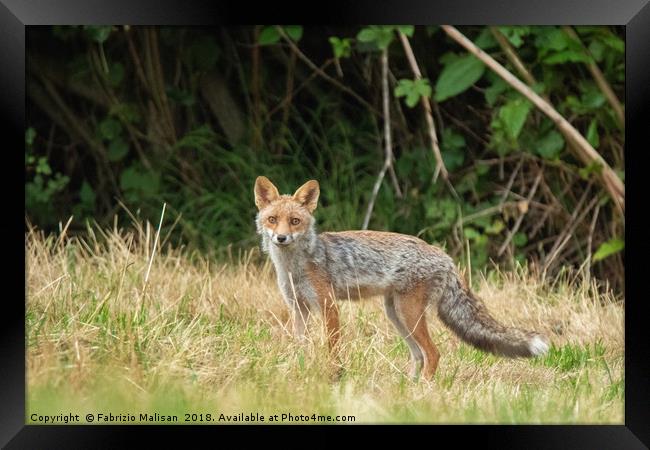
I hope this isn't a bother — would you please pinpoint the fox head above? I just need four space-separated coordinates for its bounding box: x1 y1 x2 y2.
254 176 319 248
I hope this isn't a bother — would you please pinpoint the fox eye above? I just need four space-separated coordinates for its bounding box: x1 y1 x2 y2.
268 216 277 224
291 218 301 225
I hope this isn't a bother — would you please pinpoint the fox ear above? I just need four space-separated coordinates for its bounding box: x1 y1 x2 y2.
292 180 320 213
254 176 280 210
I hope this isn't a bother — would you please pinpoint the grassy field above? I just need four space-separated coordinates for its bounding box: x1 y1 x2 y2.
26 221 624 424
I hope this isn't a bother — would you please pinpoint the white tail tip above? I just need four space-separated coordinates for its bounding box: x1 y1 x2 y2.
529 335 549 356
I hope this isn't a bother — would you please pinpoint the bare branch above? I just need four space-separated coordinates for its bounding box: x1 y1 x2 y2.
562 26 625 129
489 27 537 87
497 170 543 257
276 27 379 116
397 31 448 182
363 49 400 229
440 25 624 215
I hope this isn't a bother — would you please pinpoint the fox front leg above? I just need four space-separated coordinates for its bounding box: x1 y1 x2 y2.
291 298 311 342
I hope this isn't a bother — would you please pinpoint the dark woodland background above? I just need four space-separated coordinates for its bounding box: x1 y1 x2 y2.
25 26 625 293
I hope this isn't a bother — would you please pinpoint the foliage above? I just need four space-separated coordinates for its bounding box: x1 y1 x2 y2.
394 78 432 108
25 25 625 291
434 54 485 102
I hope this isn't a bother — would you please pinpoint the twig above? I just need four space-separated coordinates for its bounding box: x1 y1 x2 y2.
363 49 398 229
251 26 262 148
124 27 149 89
440 25 624 215
460 201 518 225
439 106 489 147
144 28 176 144
388 164 403 199
584 203 601 283
543 195 601 275
497 170 543 257
397 31 448 182
562 26 624 128
489 27 537 87
499 155 525 206
528 173 566 238
276 27 379 116
267 59 333 118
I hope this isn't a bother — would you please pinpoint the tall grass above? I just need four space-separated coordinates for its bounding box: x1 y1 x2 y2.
26 220 623 424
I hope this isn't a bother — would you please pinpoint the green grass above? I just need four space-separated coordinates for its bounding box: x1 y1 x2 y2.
26 223 624 424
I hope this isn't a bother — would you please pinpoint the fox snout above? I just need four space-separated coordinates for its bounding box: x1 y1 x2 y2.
269 231 295 246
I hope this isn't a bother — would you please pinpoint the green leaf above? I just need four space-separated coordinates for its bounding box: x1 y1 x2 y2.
513 232 528 247
476 162 490 176
108 62 124 87
531 82 546 95
357 26 394 50
36 157 52 176
587 119 600 148
498 98 533 140
394 79 413 96
442 148 464 171
284 26 303 42
79 181 96 209
579 161 603 180
581 90 606 109
588 40 605 62
415 79 432 98
107 138 129 162
84 26 112 43
543 50 592 65
599 33 624 53
534 27 569 52
357 28 377 43
463 227 481 240
536 130 565 159
439 52 460 65
98 118 122 140
259 27 281 45
484 78 509 106
395 78 431 108
592 238 624 262
497 26 530 48
109 103 141 124
406 91 420 107
396 26 414 37
434 55 485 102
329 37 352 58
485 219 505 235
25 127 36 147
474 28 498 50
441 128 466 171
441 128 466 150
120 165 160 199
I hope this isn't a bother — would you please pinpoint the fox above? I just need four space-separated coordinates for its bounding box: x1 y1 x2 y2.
254 176 549 379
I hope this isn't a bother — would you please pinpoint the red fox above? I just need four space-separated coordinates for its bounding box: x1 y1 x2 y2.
254 176 549 379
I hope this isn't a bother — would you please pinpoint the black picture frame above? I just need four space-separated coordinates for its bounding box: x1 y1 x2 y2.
4 0 649 448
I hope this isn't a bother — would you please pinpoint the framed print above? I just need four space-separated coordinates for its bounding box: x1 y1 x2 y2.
3 0 649 447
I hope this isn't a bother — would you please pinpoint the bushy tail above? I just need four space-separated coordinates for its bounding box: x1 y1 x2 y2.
437 279 549 358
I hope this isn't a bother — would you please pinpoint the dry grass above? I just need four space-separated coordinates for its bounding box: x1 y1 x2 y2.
26 220 624 424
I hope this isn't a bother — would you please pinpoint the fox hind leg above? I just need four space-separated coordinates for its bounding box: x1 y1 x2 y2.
393 287 440 380
384 295 424 379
